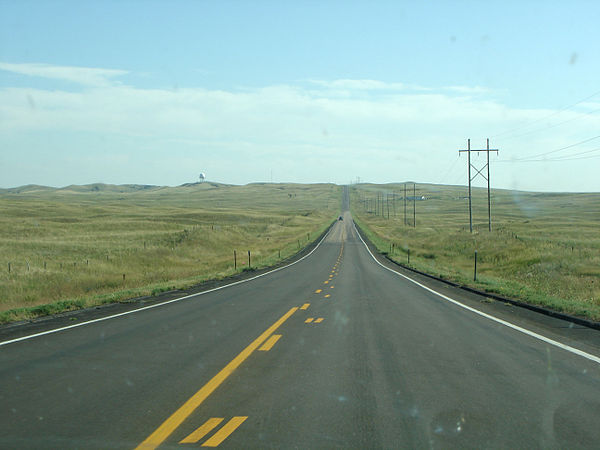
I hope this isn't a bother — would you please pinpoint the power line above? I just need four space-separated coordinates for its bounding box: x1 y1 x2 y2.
499 106 600 142
544 145 600 161
498 147 600 163
507 134 600 162
438 154 461 184
491 90 600 139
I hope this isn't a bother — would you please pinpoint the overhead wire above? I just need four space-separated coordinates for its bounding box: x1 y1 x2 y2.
499 146 600 163
497 133 600 163
438 154 460 185
498 106 600 142
491 90 600 139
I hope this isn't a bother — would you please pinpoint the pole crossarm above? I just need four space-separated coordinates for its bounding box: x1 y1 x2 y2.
459 149 499 152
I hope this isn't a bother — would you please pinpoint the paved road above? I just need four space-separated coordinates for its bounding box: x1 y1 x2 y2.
1 188 600 448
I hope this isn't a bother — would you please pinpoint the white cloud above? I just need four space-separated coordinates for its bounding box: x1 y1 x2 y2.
309 79 408 91
442 85 490 95
0 62 128 87
1 66 599 191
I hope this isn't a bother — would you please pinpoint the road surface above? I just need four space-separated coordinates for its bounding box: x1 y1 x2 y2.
1 189 599 448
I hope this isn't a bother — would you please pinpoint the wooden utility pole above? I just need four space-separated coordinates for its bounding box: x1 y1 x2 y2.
386 193 390 219
486 139 492 232
458 139 499 232
404 183 407 226
413 183 416 228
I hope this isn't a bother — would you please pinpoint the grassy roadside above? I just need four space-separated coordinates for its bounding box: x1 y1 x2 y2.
350 183 600 321
0 182 340 324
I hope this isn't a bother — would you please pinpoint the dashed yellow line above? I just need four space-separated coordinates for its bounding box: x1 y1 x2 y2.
314 318 324 323
305 318 314 323
135 307 297 449
180 418 223 444
258 334 281 351
202 416 247 447
324 294 330 298
300 303 310 310
315 289 322 294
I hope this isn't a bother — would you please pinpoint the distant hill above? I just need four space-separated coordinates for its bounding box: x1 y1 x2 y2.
0 182 237 196
58 183 160 193
0 183 161 195
0 184 56 194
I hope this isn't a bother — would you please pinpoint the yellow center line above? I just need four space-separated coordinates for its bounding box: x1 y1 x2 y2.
330 286 334 289
305 318 314 323
202 416 248 447
180 418 223 444
135 307 298 450
324 280 329 284
258 334 282 351
324 294 330 298
314 318 324 323
300 303 310 310
315 289 322 293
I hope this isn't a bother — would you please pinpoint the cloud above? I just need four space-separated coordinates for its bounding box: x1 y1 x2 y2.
307 79 435 93
0 62 128 87
442 85 490 95
0 69 599 190
309 79 408 91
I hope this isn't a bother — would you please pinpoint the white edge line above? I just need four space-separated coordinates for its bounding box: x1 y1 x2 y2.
352 221 600 365
0 223 336 347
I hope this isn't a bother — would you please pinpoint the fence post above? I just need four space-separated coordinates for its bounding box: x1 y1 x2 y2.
248 250 251 268
8 262 11 273
234 250 237 269
408 249 410 264
474 250 478 281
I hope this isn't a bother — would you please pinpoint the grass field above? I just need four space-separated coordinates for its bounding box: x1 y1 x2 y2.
0 182 340 323
350 183 600 321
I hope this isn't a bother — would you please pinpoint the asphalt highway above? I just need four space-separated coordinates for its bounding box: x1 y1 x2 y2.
1 189 599 449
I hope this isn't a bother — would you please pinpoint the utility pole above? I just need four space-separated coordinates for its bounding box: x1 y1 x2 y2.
458 139 499 232
413 183 416 228
486 139 492 232
404 183 407 226
386 193 390 219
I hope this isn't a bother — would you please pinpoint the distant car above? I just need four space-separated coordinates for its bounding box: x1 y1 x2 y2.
338 216 343 221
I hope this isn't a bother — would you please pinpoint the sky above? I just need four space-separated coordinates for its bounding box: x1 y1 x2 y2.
1 0 599 192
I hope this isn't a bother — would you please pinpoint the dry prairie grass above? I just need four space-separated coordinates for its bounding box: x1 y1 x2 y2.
351 183 600 321
0 182 340 323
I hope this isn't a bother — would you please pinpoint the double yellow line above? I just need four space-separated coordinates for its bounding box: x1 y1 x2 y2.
136 306 298 449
